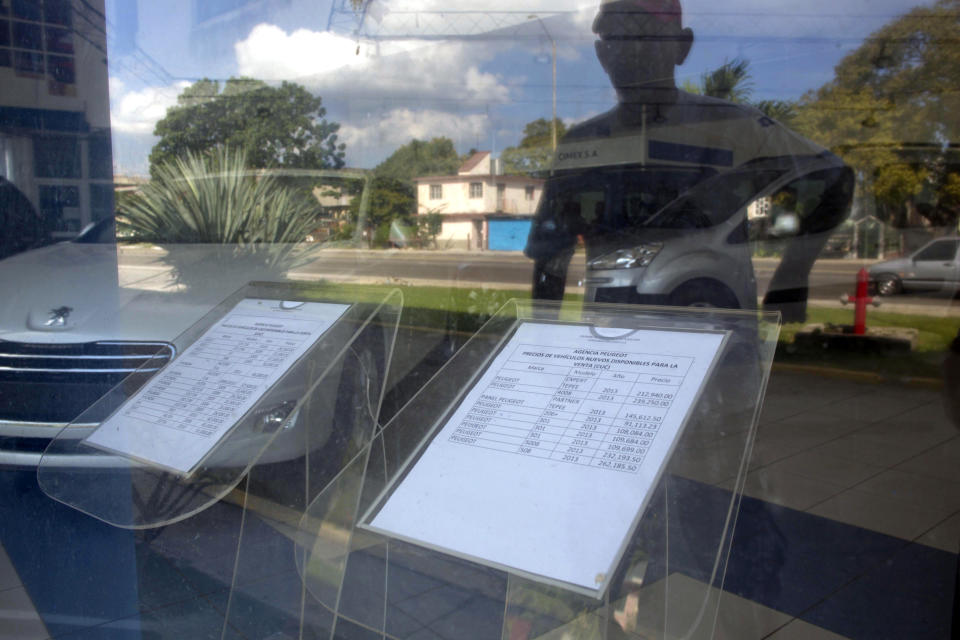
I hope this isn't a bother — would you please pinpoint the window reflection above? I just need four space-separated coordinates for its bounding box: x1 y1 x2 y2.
0 1 957 638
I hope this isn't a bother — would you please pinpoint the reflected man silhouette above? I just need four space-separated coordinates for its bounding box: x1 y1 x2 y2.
525 0 853 321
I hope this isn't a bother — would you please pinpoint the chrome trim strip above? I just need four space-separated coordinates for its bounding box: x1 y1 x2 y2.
0 340 174 353
98 341 176 350
0 419 96 428
0 353 170 360
0 449 128 469
0 366 164 374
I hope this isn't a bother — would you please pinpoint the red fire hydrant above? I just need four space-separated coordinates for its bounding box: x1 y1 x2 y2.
841 267 880 335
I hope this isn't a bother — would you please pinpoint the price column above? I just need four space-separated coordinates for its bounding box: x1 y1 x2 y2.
593 373 681 472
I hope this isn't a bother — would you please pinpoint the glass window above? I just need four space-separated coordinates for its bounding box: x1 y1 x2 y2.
44 26 72 54
12 20 41 50
915 239 959 262
11 0 39 21
1 2 959 638
42 0 71 26
46 54 73 83
89 184 113 222
33 135 81 178
88 133 112 179
38 184 80 231
13 49 42 75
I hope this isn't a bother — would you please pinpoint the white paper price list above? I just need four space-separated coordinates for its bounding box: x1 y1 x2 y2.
123 329 299 438
448 344 690 473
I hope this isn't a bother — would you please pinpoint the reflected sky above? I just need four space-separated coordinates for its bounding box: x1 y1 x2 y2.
104 0 930 173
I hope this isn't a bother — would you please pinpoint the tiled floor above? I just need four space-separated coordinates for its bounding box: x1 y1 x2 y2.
0 545 48 639
742 373 960 549
0 370 957 638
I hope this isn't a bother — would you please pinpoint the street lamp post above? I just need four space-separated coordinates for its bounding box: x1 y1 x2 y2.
529 15 557 151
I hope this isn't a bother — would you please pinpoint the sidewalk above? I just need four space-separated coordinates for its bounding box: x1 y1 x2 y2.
719 370 958 639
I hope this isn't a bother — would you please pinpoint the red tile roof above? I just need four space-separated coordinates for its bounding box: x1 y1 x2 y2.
458 151 490 174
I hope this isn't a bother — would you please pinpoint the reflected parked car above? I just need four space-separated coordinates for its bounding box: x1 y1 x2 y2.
0 168 378 469
0 218 184 467
869 237 960 296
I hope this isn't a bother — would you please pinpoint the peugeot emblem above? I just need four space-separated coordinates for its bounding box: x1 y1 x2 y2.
44 306 73 327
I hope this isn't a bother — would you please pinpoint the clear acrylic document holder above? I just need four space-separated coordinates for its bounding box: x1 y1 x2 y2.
230 299 779 640
37 282 403 530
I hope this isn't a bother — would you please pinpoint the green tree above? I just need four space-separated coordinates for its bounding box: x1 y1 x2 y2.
754 99 798 126
150 77 345 175
345 137 462 245
683 58 798 125
682 58 753 102
374 137 461 183
417 211 444 248
700 57 754 103
501 118 568 174
792 0 960 228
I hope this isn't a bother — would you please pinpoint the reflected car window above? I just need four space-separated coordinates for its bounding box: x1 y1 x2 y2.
915 239 959 262
644 168 786 229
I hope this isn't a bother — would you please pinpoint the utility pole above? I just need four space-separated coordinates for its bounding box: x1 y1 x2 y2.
529 15 557 151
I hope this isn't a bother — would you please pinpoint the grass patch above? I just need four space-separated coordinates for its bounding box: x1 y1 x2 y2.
776 306 959 380
310 280 957 381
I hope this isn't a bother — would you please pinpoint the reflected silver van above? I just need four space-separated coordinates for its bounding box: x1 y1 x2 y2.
574 154 853 309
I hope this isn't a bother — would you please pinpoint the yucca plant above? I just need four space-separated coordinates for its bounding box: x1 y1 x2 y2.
119 147 321 291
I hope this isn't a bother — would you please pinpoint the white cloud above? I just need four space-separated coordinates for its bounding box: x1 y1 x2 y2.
109 78 190 135
234 25 363 81
339 108 489 154
235 24 509 105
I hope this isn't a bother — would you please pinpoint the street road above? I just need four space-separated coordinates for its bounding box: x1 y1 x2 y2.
117 247 956 309
287 250 869 300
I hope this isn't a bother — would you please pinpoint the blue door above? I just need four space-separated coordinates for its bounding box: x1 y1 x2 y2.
487 219 532 251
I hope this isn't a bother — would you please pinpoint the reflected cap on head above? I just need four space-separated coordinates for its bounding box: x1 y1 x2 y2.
593 0 683 34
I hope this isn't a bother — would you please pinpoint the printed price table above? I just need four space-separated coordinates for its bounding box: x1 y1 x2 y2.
124 329 302 438
449 343 691 473
86 298 348 474
367 322 727 594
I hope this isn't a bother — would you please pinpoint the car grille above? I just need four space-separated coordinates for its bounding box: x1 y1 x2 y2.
0 340 175 423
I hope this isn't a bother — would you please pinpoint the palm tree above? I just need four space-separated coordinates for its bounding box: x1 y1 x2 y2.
119 146 321 290
754 99 798 125
700 57 754 103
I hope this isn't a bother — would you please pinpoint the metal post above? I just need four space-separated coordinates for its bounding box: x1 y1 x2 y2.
551 36 557 151
529 15 557 150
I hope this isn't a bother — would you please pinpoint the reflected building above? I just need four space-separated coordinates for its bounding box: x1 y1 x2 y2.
0 0 113 253
416 151 544 251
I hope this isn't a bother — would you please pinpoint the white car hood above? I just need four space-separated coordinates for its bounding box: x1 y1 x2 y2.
0 243 275 345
